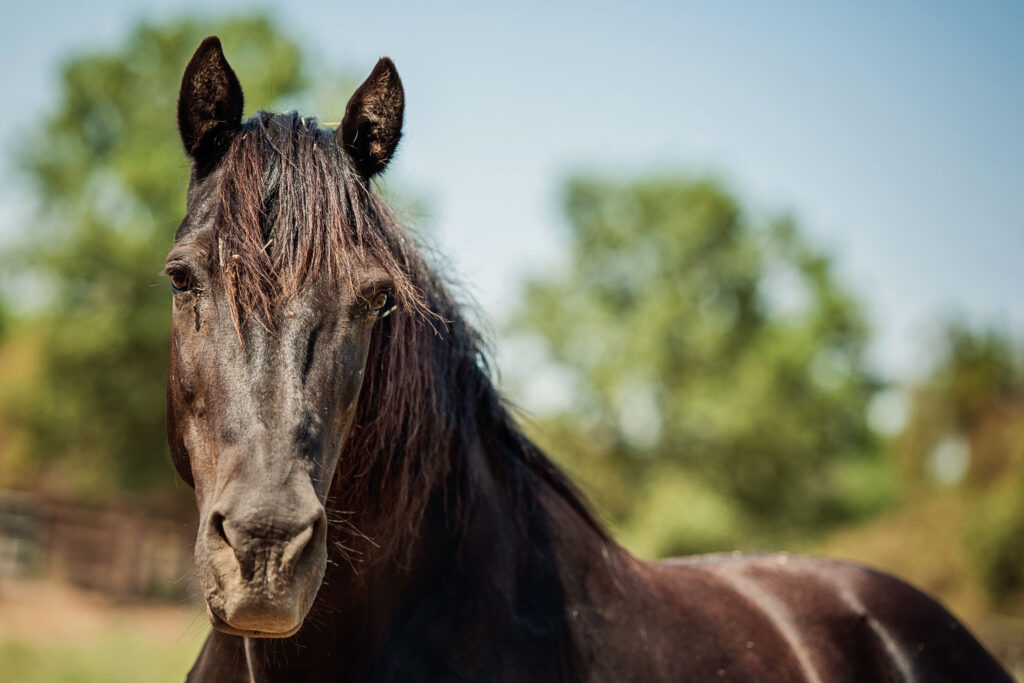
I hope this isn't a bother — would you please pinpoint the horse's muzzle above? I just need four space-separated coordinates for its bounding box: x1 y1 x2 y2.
198 491 327 638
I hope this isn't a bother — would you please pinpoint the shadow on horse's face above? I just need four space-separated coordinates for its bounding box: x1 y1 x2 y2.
166 37 405 638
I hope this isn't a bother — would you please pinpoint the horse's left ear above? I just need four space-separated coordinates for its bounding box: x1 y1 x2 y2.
177 36 244 169
336 58 404 179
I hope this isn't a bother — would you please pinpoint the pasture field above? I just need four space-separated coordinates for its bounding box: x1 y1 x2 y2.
0 580 206 683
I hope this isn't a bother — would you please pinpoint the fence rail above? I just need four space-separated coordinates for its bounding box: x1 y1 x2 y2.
0 490 196 600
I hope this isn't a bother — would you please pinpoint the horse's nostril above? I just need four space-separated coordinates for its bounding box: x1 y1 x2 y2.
280 511 326 578
209 511 230 548
205 503 326 583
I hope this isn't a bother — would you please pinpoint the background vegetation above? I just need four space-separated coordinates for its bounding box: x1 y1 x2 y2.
0 17 308 506
513 177 886 556
0 12 1021 679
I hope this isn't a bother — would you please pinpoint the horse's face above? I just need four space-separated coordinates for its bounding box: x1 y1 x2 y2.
167 37 403 638
165 227 392 637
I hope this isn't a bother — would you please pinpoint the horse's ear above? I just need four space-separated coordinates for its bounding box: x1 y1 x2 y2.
336 58 404 179
177 36 244 168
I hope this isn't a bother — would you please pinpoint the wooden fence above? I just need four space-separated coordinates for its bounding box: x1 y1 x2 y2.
0 490 196 600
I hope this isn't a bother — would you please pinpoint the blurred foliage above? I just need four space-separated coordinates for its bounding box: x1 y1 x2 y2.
900 324 1024 487
898 323 1024 601
968 487 1024 600
514 177 889 556
0 17 310 503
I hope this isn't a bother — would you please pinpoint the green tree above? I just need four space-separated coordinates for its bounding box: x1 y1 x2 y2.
898 323 1024 600
2 17 308 502
514 177 886 556
901 324 1023 486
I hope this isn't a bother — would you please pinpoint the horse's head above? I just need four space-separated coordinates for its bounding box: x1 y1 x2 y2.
166 37 408 638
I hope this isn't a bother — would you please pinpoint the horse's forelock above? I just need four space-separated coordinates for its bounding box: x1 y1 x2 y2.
213 111 427 332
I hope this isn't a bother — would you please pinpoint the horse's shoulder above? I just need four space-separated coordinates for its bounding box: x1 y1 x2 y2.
658 550 913 588
653 552 951 626
647 552 1013 682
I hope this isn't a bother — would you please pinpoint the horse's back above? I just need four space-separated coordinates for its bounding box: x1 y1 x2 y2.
640 553 1012 682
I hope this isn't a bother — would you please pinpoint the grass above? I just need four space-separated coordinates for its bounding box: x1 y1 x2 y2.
0 626 206 683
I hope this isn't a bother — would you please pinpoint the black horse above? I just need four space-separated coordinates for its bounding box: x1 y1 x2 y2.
167 37 1013 682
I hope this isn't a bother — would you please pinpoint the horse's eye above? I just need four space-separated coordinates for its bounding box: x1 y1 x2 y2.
169 268 193 294
368 291 390 314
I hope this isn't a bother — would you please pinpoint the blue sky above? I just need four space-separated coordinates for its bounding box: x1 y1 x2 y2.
2 1 1022 388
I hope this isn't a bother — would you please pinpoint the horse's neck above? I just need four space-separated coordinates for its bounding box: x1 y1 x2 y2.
287 430 614 679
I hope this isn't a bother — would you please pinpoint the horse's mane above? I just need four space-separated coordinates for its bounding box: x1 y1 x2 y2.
213 111 609 560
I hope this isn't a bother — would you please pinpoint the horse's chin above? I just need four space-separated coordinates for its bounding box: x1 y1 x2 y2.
200 563 323 640
206 603 305 639
197 535 327 639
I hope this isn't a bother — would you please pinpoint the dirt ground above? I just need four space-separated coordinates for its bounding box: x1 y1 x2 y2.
0 577 206 645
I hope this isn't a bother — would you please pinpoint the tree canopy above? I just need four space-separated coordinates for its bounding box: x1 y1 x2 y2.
0 17 308 502
513 176 887 555
897 323 1024 600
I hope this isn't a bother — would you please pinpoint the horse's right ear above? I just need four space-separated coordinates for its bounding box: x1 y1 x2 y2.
177 36 244 168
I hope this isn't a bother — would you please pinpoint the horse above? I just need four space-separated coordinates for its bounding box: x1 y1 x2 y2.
166 36 1013 682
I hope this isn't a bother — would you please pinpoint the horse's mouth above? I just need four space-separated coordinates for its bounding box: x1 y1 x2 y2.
196 503 328 639
201 559 323 640
205 600 305 639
